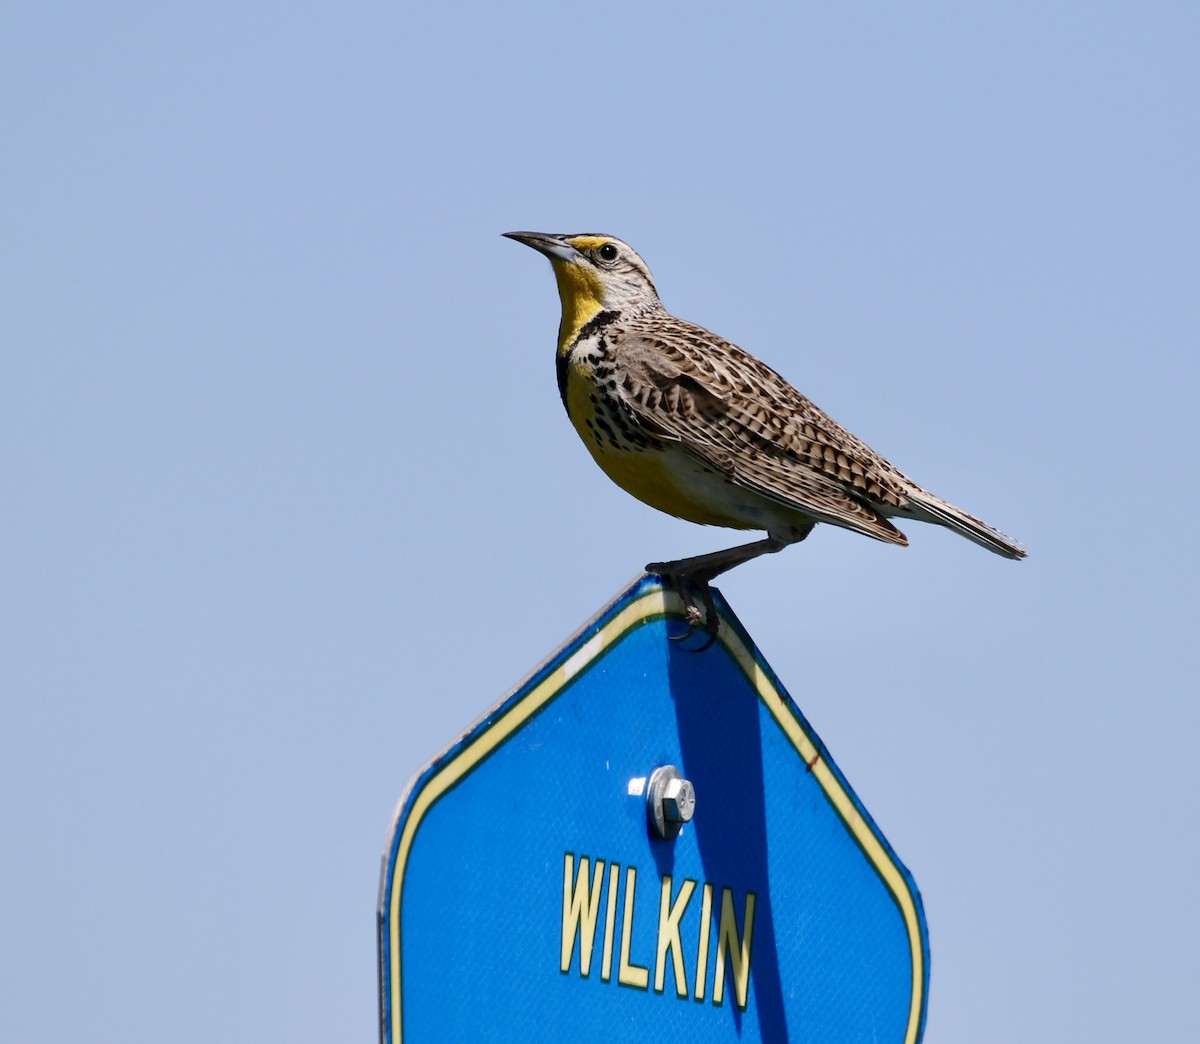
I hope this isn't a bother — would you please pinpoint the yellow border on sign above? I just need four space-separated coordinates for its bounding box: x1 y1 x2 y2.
717 623 927 1044
380 580 926 1044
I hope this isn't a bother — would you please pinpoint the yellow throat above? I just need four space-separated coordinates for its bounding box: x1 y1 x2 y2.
549 255 605 354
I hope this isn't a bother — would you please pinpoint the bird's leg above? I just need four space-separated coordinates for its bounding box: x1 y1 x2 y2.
646 536 791 649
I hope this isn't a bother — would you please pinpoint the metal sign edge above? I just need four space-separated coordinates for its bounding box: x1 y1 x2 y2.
707 589 931 1044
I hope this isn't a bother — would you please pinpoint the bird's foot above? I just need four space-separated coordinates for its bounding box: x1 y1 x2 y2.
645 561 720 651
645 536 792 650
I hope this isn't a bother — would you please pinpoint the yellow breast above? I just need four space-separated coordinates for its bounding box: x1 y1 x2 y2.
562 358 762 531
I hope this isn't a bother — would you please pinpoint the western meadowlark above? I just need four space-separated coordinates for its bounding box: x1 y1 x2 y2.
505 231 1025 641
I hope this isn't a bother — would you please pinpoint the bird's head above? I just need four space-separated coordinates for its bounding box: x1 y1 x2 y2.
504 232 662 346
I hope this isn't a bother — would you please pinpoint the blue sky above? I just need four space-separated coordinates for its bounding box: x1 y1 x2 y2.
3 3 1197 1041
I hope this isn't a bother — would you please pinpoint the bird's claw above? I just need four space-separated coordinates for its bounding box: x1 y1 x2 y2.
645 562 720 651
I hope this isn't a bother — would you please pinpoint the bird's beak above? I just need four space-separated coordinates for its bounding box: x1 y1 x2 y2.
503 231 583 264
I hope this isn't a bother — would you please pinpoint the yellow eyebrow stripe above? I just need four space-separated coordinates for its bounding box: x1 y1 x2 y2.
566 235 609 252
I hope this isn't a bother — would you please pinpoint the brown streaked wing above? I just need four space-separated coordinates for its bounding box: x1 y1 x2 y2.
612 319 913 544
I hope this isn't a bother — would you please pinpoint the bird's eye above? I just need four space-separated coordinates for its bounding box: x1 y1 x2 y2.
598 243 619 262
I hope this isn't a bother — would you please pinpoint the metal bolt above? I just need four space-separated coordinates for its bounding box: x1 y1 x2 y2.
646 765 696 840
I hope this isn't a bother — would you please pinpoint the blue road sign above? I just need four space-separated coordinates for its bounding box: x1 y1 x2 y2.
379 575 929 1042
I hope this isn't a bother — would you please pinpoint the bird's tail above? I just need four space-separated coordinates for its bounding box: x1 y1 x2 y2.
907 492 1027 560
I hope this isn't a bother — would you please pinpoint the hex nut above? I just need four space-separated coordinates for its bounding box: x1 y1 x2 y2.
662 778 696 824
646 765 696 840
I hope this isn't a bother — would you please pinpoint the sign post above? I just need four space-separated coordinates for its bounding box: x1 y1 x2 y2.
379 574 929 1042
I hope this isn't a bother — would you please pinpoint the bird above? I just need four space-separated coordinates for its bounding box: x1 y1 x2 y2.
505 231 1025 643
